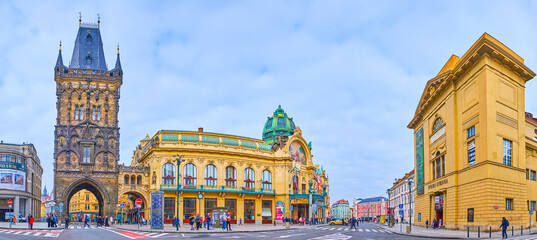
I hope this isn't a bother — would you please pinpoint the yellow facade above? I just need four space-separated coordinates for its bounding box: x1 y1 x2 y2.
128 127 329 224
68 190 100 221
408 33 537 230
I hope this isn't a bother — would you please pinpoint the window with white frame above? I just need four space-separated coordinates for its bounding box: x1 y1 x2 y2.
183 163 197 185
506 198 513 210
244 168 255 188
204 164 217 186
503 139 512 166
83 146 91 163
468 140 475 166
261 170 272 190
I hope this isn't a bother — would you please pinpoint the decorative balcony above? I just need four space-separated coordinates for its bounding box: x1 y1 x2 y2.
159 184 275 195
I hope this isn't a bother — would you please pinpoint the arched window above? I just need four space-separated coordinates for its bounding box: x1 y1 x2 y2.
432 117 444 133
137 175 142 185
244 168 255 189
183 163 197 186
131 175 135 185
204 164 217 186
262 170 272 190
225 166 237 187
124 175 129 184
292 175 298 194
162 163 175 185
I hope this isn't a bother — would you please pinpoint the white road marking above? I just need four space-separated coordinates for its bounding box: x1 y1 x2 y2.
358 229 363 231
365 229 370 232
371 229 377 232
279 233 306 238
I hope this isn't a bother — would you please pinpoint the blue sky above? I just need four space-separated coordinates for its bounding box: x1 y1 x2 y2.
1 0 537 204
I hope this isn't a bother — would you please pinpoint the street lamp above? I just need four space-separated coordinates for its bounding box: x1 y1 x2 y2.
174 154 185 231
407 178 414 232
386 189 391 227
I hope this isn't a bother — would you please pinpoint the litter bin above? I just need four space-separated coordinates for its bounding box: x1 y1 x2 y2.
406 226 411 233
286 221 290 228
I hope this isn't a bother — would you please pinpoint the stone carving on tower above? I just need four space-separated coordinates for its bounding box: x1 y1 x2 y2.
53 15 122 217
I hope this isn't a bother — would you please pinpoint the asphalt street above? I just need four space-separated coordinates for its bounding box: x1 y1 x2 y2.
0 223 437 240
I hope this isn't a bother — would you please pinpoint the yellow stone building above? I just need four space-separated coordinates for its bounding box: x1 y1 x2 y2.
408 33 537 230
68 190 100 221
127 106 330 224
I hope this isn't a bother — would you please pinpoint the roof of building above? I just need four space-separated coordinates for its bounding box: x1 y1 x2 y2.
526 112 537 124
392 169 415 186
69 25 108 70
262 105 296 144
356 196 388 203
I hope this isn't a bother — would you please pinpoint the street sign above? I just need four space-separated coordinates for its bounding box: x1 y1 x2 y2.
59 203 63 207
120 203 125 208
197 193 203 199
54 206 59 211
399 204 403 209
136 198 142 205
7 199 12 206
60 206 63 212
399 210 404 215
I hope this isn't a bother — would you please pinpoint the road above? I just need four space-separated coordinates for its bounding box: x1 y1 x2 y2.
0 222 467 240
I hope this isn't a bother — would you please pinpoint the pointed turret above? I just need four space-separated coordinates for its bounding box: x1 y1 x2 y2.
112 44 122 71
69 17 107 70
56 41 65 67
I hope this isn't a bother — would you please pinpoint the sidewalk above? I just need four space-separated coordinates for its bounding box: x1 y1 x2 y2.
0 221 63 230
113 222 310 233
378 223 537 239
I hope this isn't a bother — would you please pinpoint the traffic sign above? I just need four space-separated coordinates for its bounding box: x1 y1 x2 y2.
198 193 203 199
60 206 63 212
135 198 142 205
54 206 59 211
399 204 403 209
531 210 534 215
399 210 404 215
59 203 63 207
120 203 125 208
7 199 12 206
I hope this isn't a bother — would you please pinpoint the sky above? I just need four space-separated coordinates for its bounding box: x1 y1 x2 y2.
2 0 537 204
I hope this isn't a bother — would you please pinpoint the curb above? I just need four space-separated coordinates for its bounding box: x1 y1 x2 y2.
0 227 64 231
112 226 298 234
376 226 464 239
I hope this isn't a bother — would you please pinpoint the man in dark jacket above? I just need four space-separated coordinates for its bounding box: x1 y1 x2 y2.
500 217 509 239
195 214 201 230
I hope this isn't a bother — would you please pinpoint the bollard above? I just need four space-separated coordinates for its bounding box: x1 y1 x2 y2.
522 225 523 235
512 226 514 236
478 226 480 238
467 226 469 238
489 226 491 238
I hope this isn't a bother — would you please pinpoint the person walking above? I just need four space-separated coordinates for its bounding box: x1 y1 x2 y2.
28 214 34 230
432 219 436 229
239 218 243 225
426 219 429 229
226 214 232 231
105 215 109 227
206 214 211 230
221 214 227 231
195 214 201 230
189 214 195 230
84 215 90 228
500 217 509 239
65 216 69 229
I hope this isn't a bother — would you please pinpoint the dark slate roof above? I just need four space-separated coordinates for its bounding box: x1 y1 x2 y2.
112 53 122 71
69 26 107 70
55 49 65 67
357 196 387 203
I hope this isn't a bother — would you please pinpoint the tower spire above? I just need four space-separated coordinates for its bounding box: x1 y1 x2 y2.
98 13 100 28
113 43 122 71
56 40 64 67
79 12 81 27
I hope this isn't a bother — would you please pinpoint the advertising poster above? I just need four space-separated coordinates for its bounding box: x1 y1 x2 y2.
0 161 26 191
150 191 164 229
275 201 284 220
415 128 424 195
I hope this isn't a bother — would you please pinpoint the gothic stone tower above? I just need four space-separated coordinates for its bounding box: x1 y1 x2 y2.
54 17 122 217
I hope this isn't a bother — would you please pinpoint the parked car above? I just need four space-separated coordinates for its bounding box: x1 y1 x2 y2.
329 219 344 225
18 214 27 222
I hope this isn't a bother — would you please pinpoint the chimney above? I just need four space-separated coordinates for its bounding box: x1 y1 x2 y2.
198 127 204 132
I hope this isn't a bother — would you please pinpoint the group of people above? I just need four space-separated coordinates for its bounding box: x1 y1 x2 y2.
47 214 58 227
425 218 443 229
296 217 321 226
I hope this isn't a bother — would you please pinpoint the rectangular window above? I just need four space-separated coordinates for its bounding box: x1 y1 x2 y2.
75 106 79 120
83 146 91 163
97 107 101 121
503 139 512 166
528 169 530 180
532 201 536 211
225 199 236 220
244 199 255 220
432 161 436 180
262 200 272 220
92 106 96 120
436 158 441 179
164 197 176 220
468 140 476 166
506 198 513 210
442 156 445 176
94 205 97 210
183 198 196 220
80 105 84 120
86 195 89 201
467 126 475 139
532 171 536 181
204 198 217 216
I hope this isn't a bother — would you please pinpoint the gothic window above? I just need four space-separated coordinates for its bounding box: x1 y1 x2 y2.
124 175 129 184
204 164 217 186
82 146 91 163
225 166 237 187
183 163 197 186
137 175 142 185
131 175 135 185
432 117 444 133
79 105 84 120
97 107 101 121
92 106 96 121
86 55 92 66
75 106 79 120
262 170 272 190
162 163 175 185
244 168 255 189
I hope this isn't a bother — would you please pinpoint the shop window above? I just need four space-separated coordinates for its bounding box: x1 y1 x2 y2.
205 198 217 215
204 164 217 186
468 140 475 166
503 139 512 166
225 166 236 187
506 198 513 210
164 197 176 220
183 198 196 220
262 200 272 220
225 199 236 220
183 163 197 186
244 199 255 220
162 163 175 185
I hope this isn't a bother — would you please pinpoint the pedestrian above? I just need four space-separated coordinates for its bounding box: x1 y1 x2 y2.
28 214 33 229
499 217 509 239
206 214 211 230
54 215 57 227
189 214 195 230
172 216 176 227
195 214 201 230
425 219 429 229
221 214 227 231
432 219 436 229
239 218 243 225
65 216 69 229
226 214 232 231
84 215 90 228
105 215 109 227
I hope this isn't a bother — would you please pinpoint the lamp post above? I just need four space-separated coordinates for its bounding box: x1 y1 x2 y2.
407 178 414 232
174 154 185 232
322 183 327 224
386 189 391 227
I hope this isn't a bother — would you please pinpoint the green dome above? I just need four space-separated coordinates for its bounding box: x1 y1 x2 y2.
262 105 296 144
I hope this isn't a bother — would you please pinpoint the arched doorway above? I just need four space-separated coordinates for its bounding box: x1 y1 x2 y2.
68 190 100 223
117 192 146 224
58 178 113 224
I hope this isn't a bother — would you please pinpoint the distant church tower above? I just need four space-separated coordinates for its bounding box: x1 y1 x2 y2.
53 15 122 217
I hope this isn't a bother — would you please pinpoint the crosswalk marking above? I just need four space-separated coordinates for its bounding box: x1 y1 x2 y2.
371 229 377 232
365 229 370 232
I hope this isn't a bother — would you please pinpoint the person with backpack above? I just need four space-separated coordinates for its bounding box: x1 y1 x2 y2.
189 214 195 230
500 217 509 239
226 214 232 231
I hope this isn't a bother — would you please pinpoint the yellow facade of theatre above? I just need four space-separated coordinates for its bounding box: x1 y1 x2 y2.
128 127 329 224
68 189 100 221
408 33 537 230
